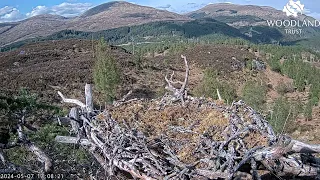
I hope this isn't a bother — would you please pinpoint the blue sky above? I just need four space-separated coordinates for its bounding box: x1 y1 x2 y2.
0 0 319 23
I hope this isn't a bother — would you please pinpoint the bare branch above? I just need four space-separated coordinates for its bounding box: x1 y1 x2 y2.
113 90 138 107
180 54 189 94
289 139 320 153
57 91 86 108
54 82 320 179
85 84 93 113
25 142 52 172
163 55 190 106
55 136 92 146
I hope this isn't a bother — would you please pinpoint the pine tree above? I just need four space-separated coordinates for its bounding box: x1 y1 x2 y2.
93 38 121 102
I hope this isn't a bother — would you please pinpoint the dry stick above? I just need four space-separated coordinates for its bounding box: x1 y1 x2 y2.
289 140 320 153
164 55 189 106
113 90 139 107
0 149 6 165
69 107 80 134
55 136 92 146
85 84 93 113
79 109 158 179
57 91 86 108
16 124 52 173
54 63 320 180
180 55 189 92
25 142 52 172
195 169 228 179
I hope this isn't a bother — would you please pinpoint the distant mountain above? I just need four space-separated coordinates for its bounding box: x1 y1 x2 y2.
80 1 120 18
187 3 312 27
0 14 69 47
1 18 251 52
0 1 191 47
68 1 191 32
1 2 320 49
187 3 320 43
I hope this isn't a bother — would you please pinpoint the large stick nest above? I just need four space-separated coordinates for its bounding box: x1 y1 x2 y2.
61 97 320 180
56 55 320 180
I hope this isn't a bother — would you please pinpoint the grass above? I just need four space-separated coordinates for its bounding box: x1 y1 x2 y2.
267 97 302 134
193 68 237 103
241 80 267 111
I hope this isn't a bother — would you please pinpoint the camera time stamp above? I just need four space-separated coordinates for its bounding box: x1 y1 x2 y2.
0 173 64 179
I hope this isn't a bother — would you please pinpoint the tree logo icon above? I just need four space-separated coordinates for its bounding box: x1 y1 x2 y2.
282 0 305 17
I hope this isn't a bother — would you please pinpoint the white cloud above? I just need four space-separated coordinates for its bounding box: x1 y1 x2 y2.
0 2 94 23
26 6 50 17
26 3 93 18
0 6 25 23
157 4 171 10
306 12 320 20
0 6 14 16
50 2 93 17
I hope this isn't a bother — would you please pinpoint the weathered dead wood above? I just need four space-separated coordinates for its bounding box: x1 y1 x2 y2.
8 124 52 173
54 56 320 180
113 90 138 107
25 142 52 172
290 139 320 153
56 117 72 126
69 107 80 134
85 84 93 113
164 55 189 106
57 91 86 108
195 169 228 179
0 149 6 165
55 136 91 146
0 127 51 175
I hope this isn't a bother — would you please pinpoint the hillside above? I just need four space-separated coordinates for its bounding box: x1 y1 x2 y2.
0 39 253 103
0 14 69 47
68 1 190 32
187 3 312 27
1 39 319 122
0 39 149 104
0 38 320 178
187 3 320 43
2 2 320 50
0 1 190 47
1 18 254 52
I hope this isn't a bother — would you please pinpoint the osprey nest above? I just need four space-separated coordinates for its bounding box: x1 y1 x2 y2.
56 55 320 180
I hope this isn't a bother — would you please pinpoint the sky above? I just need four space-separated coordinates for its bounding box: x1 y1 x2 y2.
0 0 320 23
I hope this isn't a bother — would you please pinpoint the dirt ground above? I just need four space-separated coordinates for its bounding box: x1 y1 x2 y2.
0 39 159 105
0 40 253 103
